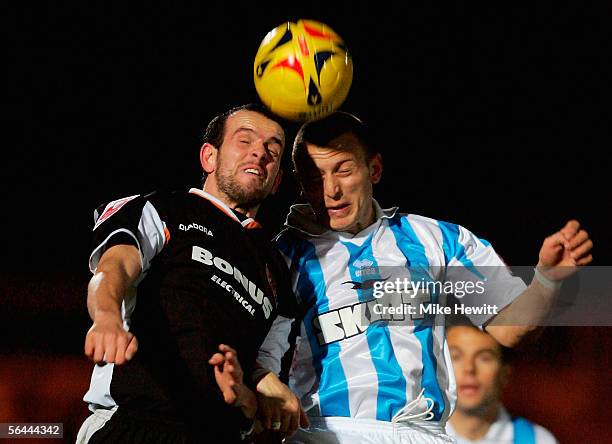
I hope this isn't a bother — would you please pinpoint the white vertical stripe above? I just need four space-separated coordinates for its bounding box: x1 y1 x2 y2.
137 201 166 275
315 239 379 419
408 216 453 421
406 214 446 270
374 220 425 414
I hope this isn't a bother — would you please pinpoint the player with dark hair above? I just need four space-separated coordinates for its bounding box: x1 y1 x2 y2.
76 104 305 443
255 111 592 443
446 323 558 443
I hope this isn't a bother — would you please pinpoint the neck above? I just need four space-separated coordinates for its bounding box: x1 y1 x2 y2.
232 203 259 218
449 403 500 441
201 183 259 219
346 201 377 235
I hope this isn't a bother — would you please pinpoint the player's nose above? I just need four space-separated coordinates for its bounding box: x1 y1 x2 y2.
249 139 269 162
323 176 341 199
462 360 476 374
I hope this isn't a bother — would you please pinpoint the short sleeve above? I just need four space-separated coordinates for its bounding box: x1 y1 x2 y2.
440 222 527 326
89 192 169 274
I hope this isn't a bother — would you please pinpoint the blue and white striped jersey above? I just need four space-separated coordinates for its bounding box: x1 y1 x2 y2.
258 201 526 425
447 406 559 443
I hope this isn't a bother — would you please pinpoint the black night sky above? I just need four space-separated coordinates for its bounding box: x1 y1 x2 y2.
3 3 610 342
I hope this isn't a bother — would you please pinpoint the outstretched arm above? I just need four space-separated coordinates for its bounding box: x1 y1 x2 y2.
486 220 593 347
84 244 141 365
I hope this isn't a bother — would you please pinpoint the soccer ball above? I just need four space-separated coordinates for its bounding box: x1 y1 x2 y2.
254 19 353 122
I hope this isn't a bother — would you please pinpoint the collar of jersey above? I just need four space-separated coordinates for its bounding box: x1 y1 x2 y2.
189 188 261 229
284 199 398 241
447 405 510 440
486 406 511 439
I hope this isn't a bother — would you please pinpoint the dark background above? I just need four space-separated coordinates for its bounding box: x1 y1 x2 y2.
3 3 610 443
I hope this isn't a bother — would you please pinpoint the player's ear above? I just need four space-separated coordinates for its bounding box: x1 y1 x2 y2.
200 143 218 174
369 153 383 184
271 168 284 195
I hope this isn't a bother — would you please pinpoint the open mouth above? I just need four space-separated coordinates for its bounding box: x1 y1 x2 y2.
243 166 265 179
458 384 480 395
326 203 350 216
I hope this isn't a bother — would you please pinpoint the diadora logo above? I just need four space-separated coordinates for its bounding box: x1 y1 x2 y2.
179 223 213 236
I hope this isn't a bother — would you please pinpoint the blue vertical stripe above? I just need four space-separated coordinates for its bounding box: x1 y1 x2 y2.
512 417 536 444
388 216 446 421
295 239 351 417
342 235 407 421
437 221 486 280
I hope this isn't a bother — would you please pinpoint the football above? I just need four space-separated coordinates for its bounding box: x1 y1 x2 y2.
254 19 353 122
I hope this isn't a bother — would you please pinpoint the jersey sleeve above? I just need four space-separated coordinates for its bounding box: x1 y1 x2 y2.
256 230 301 374
257 315 293 375
439 222 527 326
269 246 300 320
89 192 169 275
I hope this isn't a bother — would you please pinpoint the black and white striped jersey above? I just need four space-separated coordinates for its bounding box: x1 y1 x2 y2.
83 187 296 427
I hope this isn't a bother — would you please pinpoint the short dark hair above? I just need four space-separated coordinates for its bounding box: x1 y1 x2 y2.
446 319 515 365
292 111 376 175
201 103 285 183
203 103 283 148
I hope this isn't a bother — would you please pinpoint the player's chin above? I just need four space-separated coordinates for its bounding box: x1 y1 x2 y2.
240 185 271 204
235 178 262 193
238 175 265 188
329 215 356 232
457 401 484 413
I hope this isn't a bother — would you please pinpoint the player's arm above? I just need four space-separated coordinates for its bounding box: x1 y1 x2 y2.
485 220 592 347
254 315 309 436
84 244 141 365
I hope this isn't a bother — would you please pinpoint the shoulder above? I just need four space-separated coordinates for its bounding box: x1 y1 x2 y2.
388 212 463 247
510 416 558 444
533 423 559 444
395 213 450 231
274 228 305 259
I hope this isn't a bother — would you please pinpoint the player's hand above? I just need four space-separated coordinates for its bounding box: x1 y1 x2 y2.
84 311 138 366
255 371 309 437
209 344 257 420
537 220 593 281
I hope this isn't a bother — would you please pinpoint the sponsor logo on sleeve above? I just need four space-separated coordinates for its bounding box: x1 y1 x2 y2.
94 194 140 230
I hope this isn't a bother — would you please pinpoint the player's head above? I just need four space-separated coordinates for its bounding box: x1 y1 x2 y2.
447 324 511 417
292 112 383 234
200 104 285 212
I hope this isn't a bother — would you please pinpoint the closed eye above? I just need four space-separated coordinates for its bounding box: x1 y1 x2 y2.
266 145 281 158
